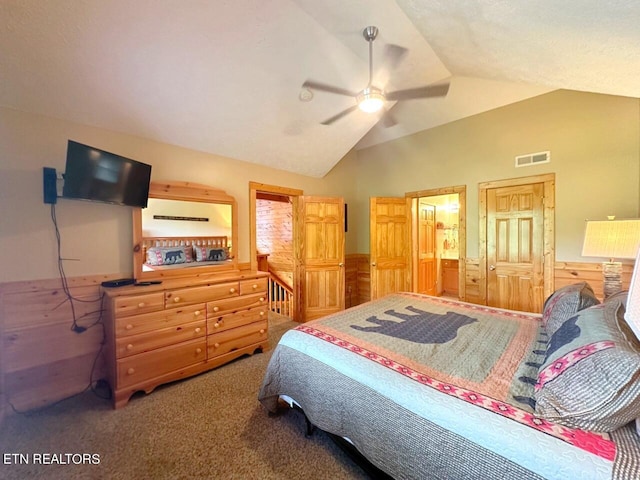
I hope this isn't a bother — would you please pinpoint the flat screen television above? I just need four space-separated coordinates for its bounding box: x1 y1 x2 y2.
62 140 152 208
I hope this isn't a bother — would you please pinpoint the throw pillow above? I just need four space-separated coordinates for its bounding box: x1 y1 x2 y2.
535 300 640 432
542 282 600 337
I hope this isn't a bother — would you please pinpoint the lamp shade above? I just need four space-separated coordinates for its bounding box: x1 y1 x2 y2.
581 219 640 260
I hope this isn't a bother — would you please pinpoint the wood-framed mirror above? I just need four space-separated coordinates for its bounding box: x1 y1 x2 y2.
133 181 239 281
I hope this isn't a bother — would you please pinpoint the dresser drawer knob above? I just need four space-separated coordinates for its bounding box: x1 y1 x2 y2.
195 327 201 333
213 306 220 312
138 302 145 308
259 311 265 316
213 342 220 348
125 324 133 330
126 344 133 350
194 310 201 316
252 284 258 289
127 368 135 375
214 321 222 328
260 329 265 334
229 287 236 294
196 348 202 354
173 296 181 303
260 297 265 302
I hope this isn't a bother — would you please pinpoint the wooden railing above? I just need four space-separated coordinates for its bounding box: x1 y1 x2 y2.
268 274 294 320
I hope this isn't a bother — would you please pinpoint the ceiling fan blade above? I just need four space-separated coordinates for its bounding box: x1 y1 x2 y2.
383 44 409 70
321 105 359 125
379 109 397 128
303 80 357 98
386 83 450 101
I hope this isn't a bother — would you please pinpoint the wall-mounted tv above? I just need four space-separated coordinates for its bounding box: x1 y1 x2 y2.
62 140 152 208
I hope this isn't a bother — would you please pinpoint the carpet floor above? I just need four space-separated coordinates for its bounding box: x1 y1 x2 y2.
0 314 369 479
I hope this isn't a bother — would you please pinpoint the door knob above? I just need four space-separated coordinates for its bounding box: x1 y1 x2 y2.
489 264 496 271
371 262 377 267
339 262 344 267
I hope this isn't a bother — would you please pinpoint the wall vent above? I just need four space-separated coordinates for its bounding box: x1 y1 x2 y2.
515 151 550 167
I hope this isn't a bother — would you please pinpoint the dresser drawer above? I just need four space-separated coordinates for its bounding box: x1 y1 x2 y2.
207 293 267 317
207 306 267 334
117 338 206 389
116 319 206 358
115 304 205 337
207 319 268 359
113 292 165 317
441 259 459 269
165 281 240 307
239 277 268 295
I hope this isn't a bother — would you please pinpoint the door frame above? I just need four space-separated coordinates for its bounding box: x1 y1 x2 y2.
478 173 555 306
405 185 467 301
249 182 303 320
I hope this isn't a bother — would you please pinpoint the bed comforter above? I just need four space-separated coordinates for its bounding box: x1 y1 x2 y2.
258 293 640 480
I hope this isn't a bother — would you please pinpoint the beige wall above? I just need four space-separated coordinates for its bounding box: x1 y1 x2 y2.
1 89 638 284
351 90 640 261
0 107 358 283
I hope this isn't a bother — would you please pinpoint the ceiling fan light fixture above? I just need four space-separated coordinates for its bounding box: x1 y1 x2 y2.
357 88 385 113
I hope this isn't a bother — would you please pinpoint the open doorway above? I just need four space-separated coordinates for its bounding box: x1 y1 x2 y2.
249 182 302 320
407 185 467 301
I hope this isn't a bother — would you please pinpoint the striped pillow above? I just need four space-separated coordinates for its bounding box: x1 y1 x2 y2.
535 299 640 432
625 247 640 340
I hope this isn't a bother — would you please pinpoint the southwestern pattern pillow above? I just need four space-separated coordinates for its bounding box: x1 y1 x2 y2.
194 246 228 262
535 300 640 432
146 246 193 266
542 282 600 337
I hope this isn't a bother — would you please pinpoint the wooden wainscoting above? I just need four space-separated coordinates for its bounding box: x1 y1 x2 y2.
464 259 482 304
345 255 632 309
0 273 126 416
465 258 633 304
345 254 371 308
554 261 634 301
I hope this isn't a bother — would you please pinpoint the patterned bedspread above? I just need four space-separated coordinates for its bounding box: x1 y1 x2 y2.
258 293 640 480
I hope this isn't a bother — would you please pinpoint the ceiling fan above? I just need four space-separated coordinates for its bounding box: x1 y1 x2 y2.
303 26 450 127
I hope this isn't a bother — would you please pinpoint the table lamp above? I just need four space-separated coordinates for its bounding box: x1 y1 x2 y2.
581 218 640 298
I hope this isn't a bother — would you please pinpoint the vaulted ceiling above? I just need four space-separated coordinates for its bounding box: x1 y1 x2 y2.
2 1 639 177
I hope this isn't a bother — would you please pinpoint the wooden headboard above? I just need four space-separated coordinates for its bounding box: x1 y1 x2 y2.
142 235 228 259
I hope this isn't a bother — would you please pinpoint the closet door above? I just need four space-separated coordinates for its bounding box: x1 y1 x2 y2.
485 183 545 312
294 196 345 322
370 197 411 300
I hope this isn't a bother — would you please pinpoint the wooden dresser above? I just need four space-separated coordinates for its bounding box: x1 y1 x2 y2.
103 270 269 408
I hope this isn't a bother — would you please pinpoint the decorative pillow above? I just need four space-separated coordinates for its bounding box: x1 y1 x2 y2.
194 246 228 262
625 247 640 341
146 246 193 266
534 300 640 432
604 289 628 307
542 282 600 337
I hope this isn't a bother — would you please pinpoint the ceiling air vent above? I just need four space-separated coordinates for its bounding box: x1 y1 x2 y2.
515 151 550 168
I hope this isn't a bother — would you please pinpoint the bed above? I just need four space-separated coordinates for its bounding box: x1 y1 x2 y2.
258 287 640 479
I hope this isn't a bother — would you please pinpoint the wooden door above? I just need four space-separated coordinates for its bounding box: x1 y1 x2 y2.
417 203 437 295
486 183 545 312
294 196 345 322
370 197 411 300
